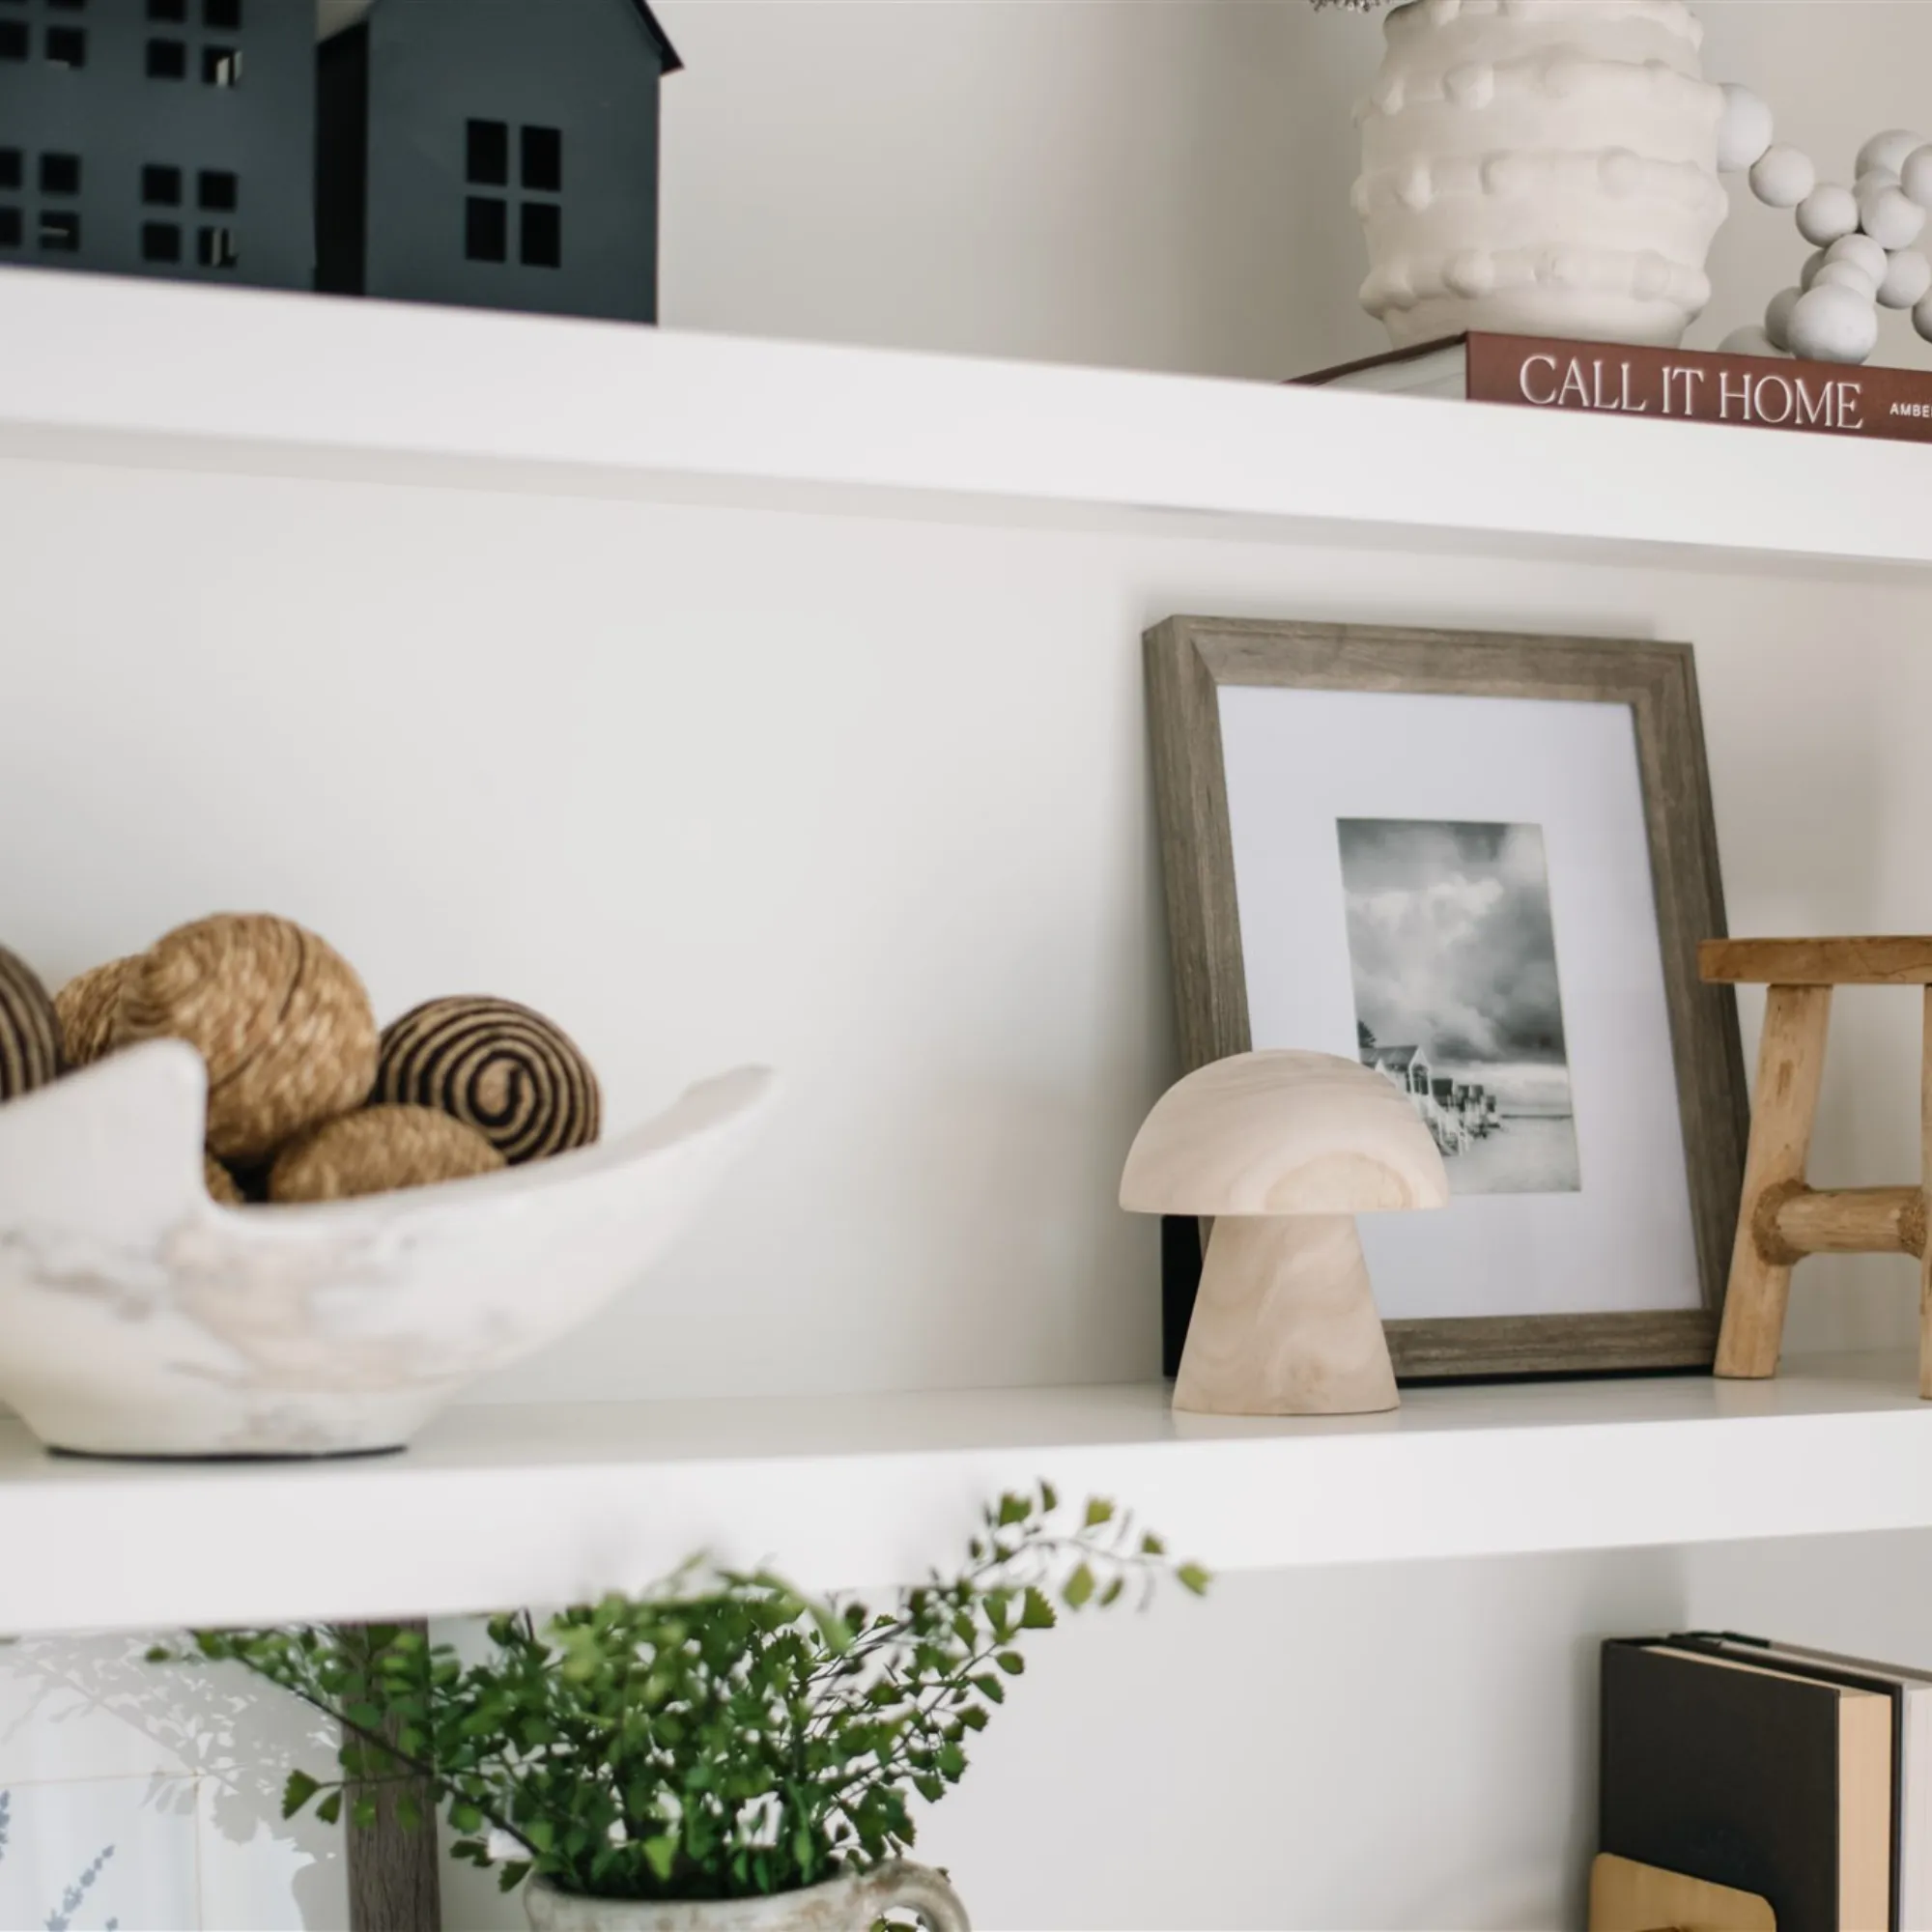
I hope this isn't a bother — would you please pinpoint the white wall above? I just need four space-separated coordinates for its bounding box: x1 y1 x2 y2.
656 0 1932 378
2 462 1928 1404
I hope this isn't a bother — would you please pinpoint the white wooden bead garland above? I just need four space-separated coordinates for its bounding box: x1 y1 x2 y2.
1726 102 1932 363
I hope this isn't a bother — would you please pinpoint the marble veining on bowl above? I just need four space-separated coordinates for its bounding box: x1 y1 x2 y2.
0 1042 776 1458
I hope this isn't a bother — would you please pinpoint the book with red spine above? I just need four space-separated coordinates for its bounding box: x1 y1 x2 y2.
1297 330 1932 442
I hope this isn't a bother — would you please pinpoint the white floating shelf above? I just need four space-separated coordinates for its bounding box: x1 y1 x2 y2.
1 268 1928 574
5 1352 1932 1634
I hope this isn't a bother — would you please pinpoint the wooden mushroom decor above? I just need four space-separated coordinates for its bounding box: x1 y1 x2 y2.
1122 1050 1449 1416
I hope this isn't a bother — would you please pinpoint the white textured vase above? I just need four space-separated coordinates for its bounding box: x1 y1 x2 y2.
1354 0 1728 348
522 1863 969 1931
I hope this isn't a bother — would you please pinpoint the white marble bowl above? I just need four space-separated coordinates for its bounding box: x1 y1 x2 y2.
0 1042 777 1459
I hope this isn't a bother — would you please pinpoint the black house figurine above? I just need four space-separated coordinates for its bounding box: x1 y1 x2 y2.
0 0 316 288
318 0 681 323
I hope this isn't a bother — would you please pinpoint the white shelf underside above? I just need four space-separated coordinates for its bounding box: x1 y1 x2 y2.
1 269 1929 576
3 1352 1930 1634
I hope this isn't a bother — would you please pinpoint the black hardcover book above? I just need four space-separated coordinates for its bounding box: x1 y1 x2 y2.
1670 1631 1912 1931
1601 1638 1892 1932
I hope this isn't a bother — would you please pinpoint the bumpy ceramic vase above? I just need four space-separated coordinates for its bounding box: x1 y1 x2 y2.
1354 0 1728 347
521 1862 970 1931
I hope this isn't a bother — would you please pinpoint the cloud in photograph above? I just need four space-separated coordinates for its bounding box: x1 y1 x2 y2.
1338 819 1570 1067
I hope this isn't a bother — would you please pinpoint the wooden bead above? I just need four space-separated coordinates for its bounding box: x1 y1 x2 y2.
376 997 601 1165
0 947 60 1101
54 957 133 1068
115 915 379 1164
1879 249 1932 309
1787 283 1879 364
203 1153 245 1208
1860 129 1926 180
269 1105 506 1204
1825 232 1889 285
1749 145 1816 210
1904 144 1932 210
1716 84 1774 176
1763 286 1802 349
1862 184 1927 251
1813 260 1879 299
1795 183 1859 247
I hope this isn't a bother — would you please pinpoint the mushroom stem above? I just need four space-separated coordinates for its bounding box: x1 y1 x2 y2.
1173 1212 1400 1416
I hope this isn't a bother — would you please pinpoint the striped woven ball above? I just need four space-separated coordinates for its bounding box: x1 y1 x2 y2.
0 947 60 1101
376 997 600 1165
114 914 380 1165
204 1153 245 1208
54 956 133 1068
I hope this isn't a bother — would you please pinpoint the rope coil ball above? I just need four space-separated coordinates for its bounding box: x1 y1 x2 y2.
204 1153 245 1208
54 956 132 1069
376 996 601 1165
113 915 380 1165
6 919 600 1206
270 1104 506 1204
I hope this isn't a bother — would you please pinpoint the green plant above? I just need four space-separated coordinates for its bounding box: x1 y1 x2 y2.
179 1486 1206 1903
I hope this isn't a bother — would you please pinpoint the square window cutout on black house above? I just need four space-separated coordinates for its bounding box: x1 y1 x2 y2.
317 0 681 324
0 0 315 288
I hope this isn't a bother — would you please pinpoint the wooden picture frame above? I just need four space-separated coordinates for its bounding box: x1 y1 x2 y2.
1145 616 1749 1380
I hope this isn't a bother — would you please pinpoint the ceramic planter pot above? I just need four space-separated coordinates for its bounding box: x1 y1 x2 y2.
0 1040 776 1458
522 1862 970 1931
1354 0 1728 348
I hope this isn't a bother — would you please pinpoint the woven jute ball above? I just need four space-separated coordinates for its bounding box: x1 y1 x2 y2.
269 1104 506 1205
0 946 60 1101
115 914 380 1165
54 956 133 1069
376 996 600 1165
204 1153 245 1208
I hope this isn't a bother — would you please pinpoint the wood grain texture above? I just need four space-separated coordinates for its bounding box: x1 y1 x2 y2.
1587 1852 1775 1932
1143 618 1251 1073
1142 616 1748 1380
1767 1184 1925 1260
1122 1056 1447 1415
1120 1051 1448 1215
1715 984 1833 1380
1702 935 1932 985
342 1621 442 1932
1173 1213 1400 1415
1382 1309 1717 1380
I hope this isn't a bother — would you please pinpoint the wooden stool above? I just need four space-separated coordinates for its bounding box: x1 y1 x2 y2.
1701 937 1932 1397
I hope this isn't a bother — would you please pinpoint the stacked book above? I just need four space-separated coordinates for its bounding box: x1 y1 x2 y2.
1299 332 1932 443
1600 1634 1932 1932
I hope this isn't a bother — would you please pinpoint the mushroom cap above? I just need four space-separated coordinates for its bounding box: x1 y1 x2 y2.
1120 1049 1450 1215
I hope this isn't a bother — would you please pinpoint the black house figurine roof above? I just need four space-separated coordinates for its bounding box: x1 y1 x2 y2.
0 0 317 288
318 0 682 323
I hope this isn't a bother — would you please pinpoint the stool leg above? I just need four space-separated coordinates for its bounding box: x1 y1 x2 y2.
1716 983 1833 1379
1921 989 1932 1400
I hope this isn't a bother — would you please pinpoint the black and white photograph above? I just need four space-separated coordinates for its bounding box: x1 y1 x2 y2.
1339 818 1581 1197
